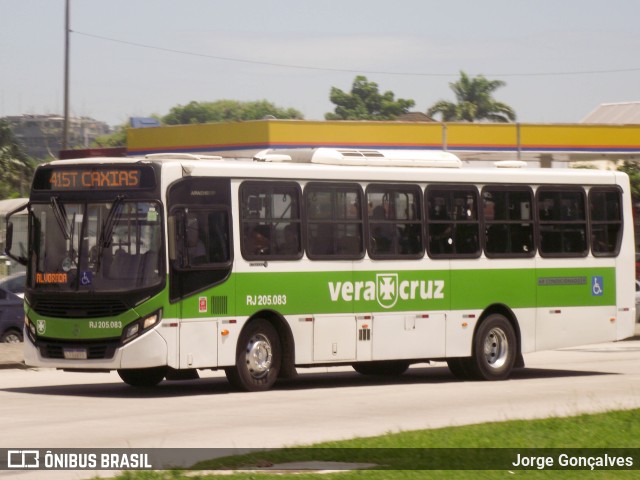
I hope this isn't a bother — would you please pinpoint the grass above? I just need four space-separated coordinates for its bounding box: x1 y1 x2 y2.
105 408 640 480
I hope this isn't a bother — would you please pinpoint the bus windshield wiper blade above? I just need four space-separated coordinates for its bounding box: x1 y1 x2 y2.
50 196 70 240
99 195 125 248
95 195 125 272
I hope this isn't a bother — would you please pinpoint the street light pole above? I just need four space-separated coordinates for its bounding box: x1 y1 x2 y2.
62 0 70 151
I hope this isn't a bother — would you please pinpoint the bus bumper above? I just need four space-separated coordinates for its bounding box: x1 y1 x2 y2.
23 329 168 371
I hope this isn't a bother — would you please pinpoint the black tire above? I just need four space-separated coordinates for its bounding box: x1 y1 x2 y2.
225 319 281 392
1 329 23 343
117 366 167 387
353 360 410 376
446 357 472 380
468 314 517 381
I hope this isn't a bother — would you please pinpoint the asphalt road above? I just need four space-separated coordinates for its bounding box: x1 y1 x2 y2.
1 333 640 480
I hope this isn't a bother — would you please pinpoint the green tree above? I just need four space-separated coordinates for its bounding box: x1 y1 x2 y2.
0 120 35 198
162 100 303 125
93 123 128 148
617 160 640 205
427 71 516 122
325 76 415 120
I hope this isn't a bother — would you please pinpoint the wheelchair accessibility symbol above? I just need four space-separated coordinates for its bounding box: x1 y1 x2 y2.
591 276 603 296
80 271 93 286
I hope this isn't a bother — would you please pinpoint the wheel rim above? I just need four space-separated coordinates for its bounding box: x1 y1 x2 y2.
245 333 273 379
483 327 509 369
3 333 21 343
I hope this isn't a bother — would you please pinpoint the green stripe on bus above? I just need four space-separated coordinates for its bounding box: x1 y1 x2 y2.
229 267 615 316
34 266 616 339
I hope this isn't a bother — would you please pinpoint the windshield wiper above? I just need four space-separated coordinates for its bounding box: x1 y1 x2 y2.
51 196 70 240
95 195 125 271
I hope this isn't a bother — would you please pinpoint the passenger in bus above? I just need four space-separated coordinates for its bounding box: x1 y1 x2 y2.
398 202 422 254
279 224 299 255
370 201 393 253
539 199 554 220
186 218 207 265
429 203 453 254
247 225 270 255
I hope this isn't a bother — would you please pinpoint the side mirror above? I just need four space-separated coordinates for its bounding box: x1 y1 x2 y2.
5 204 28 266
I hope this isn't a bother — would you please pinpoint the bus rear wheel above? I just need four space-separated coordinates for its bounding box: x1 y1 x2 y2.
117 366 167 387
226 319 281 392
353 360 410 376
468 314 516 381
446 357 473 380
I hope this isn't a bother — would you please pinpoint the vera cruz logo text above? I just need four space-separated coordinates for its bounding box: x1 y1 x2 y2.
328 274 445 309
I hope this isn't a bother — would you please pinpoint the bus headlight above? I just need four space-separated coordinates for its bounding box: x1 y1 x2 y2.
143 312 160 329
124 322 139 340
122 309 162 344
25 316 36 342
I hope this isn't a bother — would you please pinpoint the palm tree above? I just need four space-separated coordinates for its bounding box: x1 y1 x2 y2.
0 120 35 197
427 71 516 122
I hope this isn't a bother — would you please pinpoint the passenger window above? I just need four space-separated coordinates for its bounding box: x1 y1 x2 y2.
240 182 302 260
366 185 423 258
426 186 480 258
482 188 534 257
180 209 230 267
537 188 587 257
305 183 364 259
167 177 233 301
589 187 622 256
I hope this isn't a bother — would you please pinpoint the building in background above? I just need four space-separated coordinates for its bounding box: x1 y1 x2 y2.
2 114 110 160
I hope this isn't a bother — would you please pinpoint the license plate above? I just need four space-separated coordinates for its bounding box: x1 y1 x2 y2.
63 348 87 360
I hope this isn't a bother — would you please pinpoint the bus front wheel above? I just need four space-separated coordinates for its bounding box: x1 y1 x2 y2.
226 319 281 392
117 366 167 387
468 314 516 381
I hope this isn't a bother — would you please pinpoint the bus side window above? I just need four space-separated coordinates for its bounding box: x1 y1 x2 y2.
426 186 479 258
173 209 230 269
305 183 364 260
537 188 587 257
482 187 534 257
240 181 302 260
589 187 622 256
366 186 423 259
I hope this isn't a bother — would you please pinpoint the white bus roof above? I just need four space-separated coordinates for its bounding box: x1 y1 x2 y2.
253 148 463 168
42 148 626 188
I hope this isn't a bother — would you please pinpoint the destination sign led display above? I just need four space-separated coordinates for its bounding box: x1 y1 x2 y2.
33 166 155 191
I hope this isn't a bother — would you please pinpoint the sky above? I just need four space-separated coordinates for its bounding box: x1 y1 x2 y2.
1 0 639 127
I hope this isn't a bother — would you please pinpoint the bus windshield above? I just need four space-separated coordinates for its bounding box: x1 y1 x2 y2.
30 200 163 292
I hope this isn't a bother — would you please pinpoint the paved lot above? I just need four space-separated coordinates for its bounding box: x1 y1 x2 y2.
0 342 24 369
2 325 640 480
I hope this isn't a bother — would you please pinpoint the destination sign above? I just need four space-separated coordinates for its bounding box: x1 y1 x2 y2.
33 166 155 191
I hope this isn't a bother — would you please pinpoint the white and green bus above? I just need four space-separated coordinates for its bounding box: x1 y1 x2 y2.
5 148 636 391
